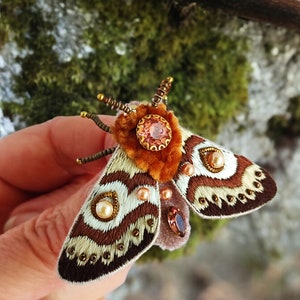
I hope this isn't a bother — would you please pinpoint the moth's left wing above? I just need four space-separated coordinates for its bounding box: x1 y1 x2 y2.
58 146 160 283
174 128 277 219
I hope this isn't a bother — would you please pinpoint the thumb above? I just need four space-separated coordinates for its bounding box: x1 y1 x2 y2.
0 181 130 300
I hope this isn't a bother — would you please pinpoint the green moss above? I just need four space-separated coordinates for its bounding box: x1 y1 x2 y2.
2 1 249 132
1 0 250 261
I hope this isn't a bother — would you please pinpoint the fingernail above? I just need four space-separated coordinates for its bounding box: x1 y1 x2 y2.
3 213 38 232
3 216 16 232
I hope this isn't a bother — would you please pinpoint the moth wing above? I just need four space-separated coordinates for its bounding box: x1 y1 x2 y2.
174 128 277 219
58 146 160 283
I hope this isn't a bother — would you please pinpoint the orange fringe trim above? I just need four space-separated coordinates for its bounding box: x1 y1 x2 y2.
111 103 182 182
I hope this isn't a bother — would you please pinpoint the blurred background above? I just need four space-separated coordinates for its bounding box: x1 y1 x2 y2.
1 1 300 299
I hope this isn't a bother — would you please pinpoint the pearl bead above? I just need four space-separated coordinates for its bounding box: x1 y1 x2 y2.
200 147 225 173
160 187 173 200
207 151 225 169
181 163 194 176
137 187 150 201
95 200 114 219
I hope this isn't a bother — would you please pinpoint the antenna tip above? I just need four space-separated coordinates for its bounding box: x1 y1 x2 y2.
97 94 105 101
76 158 83 164
80 111 88 118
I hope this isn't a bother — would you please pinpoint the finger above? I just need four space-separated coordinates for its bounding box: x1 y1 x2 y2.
0 115 116 197
3 174 95 232
0 115 116 228
0 178 131 299
45 264 131 300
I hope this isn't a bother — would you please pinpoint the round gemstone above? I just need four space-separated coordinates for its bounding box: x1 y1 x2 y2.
150 122 165 139
136 114 172 151
167 206 186 237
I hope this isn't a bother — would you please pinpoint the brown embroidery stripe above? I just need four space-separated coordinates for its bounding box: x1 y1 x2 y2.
58 230 155 282
100 171 157 194
70 201 159 245
185 155 253 203
181 135 206 164
192 173 277 217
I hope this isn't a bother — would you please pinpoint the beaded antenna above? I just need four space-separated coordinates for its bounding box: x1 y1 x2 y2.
58 77 277 283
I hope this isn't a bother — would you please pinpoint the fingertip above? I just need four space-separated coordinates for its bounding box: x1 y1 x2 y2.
49 115 117 174
3 213 39 232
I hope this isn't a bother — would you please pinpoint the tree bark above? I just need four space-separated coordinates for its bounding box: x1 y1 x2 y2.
197 0 300 31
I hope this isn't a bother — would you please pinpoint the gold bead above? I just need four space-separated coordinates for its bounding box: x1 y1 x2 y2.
227 195 234 202
97 93 105 101
117 243 124 251
76 158 83 164
253 181 261 188
212 194 219 202
80 111 88 118
103 251 111 259
147 218 154 227
238 193 246 200
132 228 140 237
198 197 207 205
255 171 263 177
79 253 87 261
246 189 254 195
166 76 174 83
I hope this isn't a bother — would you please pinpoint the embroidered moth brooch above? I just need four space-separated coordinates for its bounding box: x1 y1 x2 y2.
58 77 277 283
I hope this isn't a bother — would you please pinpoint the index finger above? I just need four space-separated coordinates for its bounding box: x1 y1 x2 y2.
0 115 116 200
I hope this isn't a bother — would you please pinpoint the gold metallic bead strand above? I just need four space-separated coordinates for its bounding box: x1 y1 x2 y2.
152 76 174 107
80 111 111 133
97 94 133 114
76 147 116 164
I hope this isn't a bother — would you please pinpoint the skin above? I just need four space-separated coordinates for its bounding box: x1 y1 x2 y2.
0 116 131 300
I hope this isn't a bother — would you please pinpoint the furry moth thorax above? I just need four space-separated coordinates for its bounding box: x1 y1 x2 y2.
112 102 182 182
58 77 277 283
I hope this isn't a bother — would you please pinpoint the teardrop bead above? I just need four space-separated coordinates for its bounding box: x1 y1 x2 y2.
167 206 186 237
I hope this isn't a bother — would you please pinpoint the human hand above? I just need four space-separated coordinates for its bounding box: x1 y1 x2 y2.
0 116 131 300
